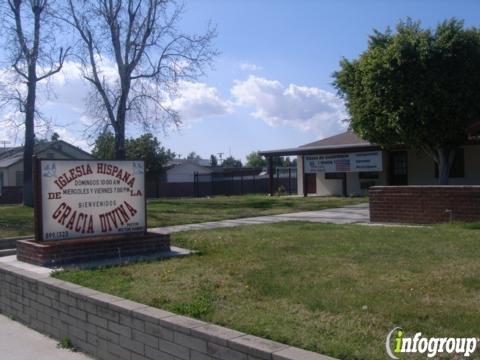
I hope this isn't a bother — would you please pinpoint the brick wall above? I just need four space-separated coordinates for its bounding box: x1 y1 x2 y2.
369 186 480 224
0 262 335 360
17 233 170 267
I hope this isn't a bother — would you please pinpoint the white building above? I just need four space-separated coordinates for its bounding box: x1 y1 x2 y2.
260 130 480 196
164 159 213 183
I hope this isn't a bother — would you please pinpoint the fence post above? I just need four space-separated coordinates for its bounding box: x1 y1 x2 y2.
288 168 292 194
194 172 198 197
210 173 214 196
268 157 274 196
276 167 280 193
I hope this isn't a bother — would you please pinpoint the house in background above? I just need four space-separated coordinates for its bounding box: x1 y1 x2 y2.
260 129 480 197
148 158 272 197
164 158 213 183
0 140 94 204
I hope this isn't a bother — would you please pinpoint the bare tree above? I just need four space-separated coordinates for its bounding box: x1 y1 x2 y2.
66 0 217 159
1 0 69 206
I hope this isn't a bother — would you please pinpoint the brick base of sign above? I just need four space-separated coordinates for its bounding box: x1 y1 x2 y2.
369 186 480 224
16 232 170 267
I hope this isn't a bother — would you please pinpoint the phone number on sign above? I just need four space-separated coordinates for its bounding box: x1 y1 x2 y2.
44 231 69 240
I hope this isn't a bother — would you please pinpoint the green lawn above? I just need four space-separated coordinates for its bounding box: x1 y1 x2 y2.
55 222 480 360
0 205 36 238
0 195 365 237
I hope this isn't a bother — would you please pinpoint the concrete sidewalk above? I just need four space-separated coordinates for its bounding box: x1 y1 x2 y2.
0 314 91 360
149 203 370 234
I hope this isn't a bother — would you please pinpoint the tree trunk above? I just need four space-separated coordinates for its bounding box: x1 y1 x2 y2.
437 148 454 185
114 78 129 160
23 77 36 207
114 122 126 159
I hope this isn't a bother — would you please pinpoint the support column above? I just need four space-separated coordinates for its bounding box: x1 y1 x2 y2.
302 156 307 197
268 156 274 196
342 173 347 197
288 168 292 194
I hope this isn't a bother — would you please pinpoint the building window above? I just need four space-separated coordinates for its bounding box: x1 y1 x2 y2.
358 171 379 179
16 171 24 186
434 148 465 178
325 172 344 179
393 152 408 176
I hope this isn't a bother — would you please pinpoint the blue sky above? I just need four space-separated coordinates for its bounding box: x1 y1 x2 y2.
1 0 480 161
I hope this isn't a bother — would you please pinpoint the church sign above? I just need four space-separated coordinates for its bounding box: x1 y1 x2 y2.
304 151 383 173
35 159 146 241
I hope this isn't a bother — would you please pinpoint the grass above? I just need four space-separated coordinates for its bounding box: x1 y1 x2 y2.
57 337 76 352
0 194 365 237
55 222 480 360
0 204 36 238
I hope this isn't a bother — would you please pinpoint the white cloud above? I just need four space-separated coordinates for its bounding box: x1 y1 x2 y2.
231 75 346 136
0 59 232 146
239 63 262 72
169 81 233 123
51 127 90 150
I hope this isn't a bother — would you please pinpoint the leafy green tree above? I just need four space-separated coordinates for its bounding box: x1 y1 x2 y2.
334 19 480 184
92 132 175 177
246 151 267 167
91 132 116 160
247 152 296 169
283 157 297 167
125 134 175 177
187 152 201 161
210 154 218 167
50 132 60 142
222 156 242 168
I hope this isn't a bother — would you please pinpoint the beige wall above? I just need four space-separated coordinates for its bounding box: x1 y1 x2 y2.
407 145 480 185
317 173 343 196
5 161 23 186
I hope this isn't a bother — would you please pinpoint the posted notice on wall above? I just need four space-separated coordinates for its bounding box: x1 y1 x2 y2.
304 151 383 173
39 160 146 241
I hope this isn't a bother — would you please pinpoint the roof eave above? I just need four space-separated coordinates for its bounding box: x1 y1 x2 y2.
259 144 381 157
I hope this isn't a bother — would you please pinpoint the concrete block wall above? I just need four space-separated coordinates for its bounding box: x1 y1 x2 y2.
0 262 335 360
369 186 480 224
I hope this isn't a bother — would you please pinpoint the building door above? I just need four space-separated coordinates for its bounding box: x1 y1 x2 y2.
305 173 317 194
390 151 408 185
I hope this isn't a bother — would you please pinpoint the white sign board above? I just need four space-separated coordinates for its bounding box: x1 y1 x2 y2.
38 160 146 241
304 151 383 173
